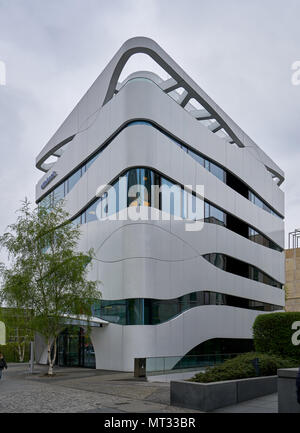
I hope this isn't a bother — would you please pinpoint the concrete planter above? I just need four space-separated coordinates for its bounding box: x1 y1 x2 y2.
170 376 277 412
147 369 205 383
278 368 300 413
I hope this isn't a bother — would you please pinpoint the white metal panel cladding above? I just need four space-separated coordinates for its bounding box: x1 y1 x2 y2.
36 37 284 183
35 38 285 371
36 81 283 216
52 126 284 247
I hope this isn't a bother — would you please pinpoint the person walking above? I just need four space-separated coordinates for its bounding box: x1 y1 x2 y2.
297 367 300 404
0 352 7 380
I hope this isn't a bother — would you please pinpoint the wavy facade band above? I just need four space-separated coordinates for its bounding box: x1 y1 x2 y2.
35 37 285 371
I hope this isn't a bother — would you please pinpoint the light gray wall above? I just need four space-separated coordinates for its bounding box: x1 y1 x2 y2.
35 37 285 371
90 306 266 372
36 80 284 220
36 37 284 185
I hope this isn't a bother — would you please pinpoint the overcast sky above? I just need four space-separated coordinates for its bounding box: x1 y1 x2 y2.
0 0 299 257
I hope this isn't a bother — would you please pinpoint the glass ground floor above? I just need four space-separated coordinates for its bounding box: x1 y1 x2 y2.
54 326 253 371
56 326 95 368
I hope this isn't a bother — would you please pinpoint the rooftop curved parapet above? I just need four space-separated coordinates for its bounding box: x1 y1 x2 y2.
36 37 284 186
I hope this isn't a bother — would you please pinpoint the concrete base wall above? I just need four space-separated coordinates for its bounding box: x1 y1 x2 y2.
237 376 277 402
278 368 300 413
171 376 277 412
147 369 206 383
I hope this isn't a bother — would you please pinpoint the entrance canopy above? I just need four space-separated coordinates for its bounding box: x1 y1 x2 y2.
61 315 109 328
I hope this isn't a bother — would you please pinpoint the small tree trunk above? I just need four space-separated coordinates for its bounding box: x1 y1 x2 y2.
52 338 57 371
20 342 25 363
16 328 24 363
17 341 25 362
47 339 53 375
17 343 22 362
47 338 57 376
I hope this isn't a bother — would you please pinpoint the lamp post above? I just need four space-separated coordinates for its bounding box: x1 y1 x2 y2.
29 341 34 373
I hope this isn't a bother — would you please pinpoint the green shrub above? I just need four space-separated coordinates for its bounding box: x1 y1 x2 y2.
0 342 30 363
253 312 300 360
190 352 298 383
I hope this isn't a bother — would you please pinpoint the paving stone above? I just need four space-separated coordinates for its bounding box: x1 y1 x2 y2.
0 363 199 413
212 393 278 413
0 363 278 413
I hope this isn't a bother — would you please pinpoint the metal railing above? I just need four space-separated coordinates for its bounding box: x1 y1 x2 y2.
146 353 241 376
289 228 300 249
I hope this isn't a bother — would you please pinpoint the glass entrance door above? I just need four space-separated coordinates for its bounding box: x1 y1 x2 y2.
57 326 95 368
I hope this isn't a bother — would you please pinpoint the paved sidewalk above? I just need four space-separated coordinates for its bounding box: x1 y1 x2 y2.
212 393 278 413
0 363 199 413
0 363 278 413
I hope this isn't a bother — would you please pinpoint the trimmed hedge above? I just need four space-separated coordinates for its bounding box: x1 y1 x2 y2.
253 312 300 360
190 352 298 383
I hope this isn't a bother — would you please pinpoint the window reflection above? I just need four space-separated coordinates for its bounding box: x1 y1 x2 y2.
161 177 182 218
39 120 282 219
71 167 280 253
210 162 226 182
67 169 81 193
127 168 151 207
86 200 98 223
39 164 281 253
93 290 282 325
203 253 282 289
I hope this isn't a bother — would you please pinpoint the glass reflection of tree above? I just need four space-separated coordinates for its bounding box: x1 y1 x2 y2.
127 168 151 207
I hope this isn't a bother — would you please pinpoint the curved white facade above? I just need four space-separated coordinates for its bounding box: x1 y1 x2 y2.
35 37 285 371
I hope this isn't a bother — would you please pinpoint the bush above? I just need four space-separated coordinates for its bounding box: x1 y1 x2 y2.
253 312 300 360
0 342 30 363
190 352 298 383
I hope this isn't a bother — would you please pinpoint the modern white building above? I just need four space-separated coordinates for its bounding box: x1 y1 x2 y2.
35 37 285 372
